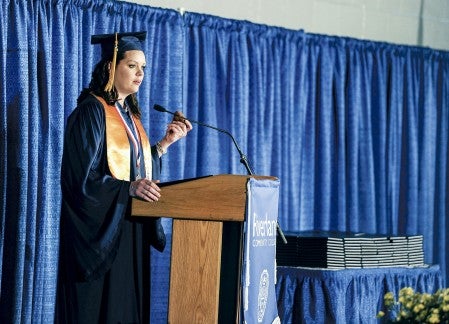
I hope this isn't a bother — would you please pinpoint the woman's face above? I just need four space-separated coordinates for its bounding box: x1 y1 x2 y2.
113 50 146 100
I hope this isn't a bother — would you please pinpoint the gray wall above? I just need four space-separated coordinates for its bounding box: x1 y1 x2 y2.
129 0 449 51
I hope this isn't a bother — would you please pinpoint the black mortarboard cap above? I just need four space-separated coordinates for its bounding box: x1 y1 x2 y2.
90 31 146 92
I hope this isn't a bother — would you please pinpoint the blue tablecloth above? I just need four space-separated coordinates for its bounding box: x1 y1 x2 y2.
275 265 443 324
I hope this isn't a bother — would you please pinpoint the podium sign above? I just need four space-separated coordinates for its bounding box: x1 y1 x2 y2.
242 178 281 324
131 174 278 323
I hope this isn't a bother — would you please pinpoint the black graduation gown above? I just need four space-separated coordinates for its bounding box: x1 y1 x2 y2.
55 95 165 324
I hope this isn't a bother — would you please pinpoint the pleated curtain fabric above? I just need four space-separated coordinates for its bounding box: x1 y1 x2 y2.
0 1 184 322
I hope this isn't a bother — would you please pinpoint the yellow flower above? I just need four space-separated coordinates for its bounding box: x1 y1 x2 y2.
376 311 385 318
422 293 431 302
400 287 414 296
428 313 440 323
380 287 449 323
413 304 424 313
384 292 395 307
384 292 394 299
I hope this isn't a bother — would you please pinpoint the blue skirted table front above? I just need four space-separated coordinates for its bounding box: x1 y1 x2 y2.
275 265 443 324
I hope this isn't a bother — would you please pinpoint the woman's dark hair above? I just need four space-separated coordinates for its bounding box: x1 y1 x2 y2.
77 50 142 118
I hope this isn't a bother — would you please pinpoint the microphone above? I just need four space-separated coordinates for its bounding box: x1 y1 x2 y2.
153 104 287 244
154 104 254 175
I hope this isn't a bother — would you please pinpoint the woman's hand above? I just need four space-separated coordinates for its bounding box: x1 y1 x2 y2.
129 178 161 202
157 111 193 153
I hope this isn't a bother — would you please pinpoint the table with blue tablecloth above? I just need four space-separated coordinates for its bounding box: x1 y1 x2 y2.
275 265 443 324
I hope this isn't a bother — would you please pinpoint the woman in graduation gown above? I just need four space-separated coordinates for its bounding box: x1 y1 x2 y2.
55 31 192 324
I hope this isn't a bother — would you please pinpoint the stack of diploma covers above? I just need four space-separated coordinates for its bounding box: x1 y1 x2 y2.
276 230 424 269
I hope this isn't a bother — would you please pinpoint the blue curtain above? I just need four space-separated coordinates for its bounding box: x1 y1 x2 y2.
0 0 183 323
182 12 449 285
1 1 449 323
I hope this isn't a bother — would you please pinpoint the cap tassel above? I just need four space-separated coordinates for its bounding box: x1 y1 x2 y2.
104 32 118 92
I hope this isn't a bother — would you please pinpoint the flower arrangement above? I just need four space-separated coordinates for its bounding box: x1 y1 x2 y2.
377 287 449 323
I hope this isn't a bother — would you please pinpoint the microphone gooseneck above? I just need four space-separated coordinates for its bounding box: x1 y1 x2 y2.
153 104 254 175
153 104 287 244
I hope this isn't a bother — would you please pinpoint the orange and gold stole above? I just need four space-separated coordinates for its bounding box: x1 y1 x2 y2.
94 95 152 181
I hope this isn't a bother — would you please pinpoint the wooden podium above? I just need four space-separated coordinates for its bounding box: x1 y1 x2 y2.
132 174 275 324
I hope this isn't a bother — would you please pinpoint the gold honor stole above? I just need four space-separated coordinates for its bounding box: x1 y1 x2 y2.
94 95 152 181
